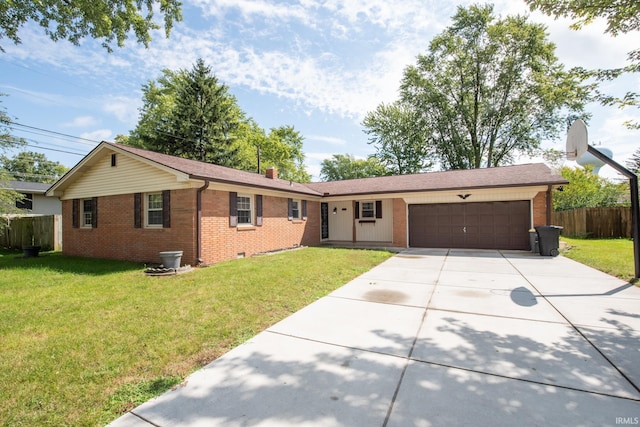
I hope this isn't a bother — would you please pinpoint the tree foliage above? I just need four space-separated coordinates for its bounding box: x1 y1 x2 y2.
0 0 182 52
0 151 69 183
0 95 26 216
367 4 588 171
128 59 241 166
319 154 388 181
362 102 433 175
626 147 640 173
554 166 628 211
124 59 310 180
525 0 640 126
234 121 311 182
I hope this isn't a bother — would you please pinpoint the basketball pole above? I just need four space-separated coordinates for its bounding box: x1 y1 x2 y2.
587 145 640 279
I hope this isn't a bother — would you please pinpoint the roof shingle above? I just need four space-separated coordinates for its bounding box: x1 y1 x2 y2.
105 142 567 197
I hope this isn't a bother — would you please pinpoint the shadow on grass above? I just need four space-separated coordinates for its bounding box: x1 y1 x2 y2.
0 250 143 276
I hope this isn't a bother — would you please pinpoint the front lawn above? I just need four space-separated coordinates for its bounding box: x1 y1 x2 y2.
0 247 393 426
561 237 638 283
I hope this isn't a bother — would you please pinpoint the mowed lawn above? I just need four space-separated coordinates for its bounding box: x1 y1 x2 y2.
0 247 393 426
561 237 638 283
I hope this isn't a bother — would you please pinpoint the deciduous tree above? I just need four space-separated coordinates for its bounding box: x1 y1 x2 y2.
554 166 628 211
362 101 433 175
320 154 388 181
369 4 588 171
0 0 182 52
0 151 69 183
0 95 26 216
525 0 640 126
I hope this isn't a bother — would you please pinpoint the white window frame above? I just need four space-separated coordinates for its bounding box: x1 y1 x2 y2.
145 192 163 228
237 194 253 226
81 198 93 228
361 201 375 218
291 199 301 220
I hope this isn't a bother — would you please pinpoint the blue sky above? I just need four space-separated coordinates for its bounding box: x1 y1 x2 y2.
1 0 638 181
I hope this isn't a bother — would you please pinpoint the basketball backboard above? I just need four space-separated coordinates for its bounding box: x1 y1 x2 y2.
566 119 588 161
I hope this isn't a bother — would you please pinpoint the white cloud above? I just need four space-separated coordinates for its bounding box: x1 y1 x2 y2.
63 116 98 127
102 96 141 128
80 129 112 142
306 135 347 145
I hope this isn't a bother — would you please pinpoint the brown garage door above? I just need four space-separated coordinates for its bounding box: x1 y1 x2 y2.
409 201 531 250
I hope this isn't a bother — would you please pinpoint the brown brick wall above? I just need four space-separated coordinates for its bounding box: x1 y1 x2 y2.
199 191 320 265
61 190 198 265
532 191 549 227
392 198 407 248
62 189 321 266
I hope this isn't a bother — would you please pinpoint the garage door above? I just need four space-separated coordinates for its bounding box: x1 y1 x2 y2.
408 201 530 250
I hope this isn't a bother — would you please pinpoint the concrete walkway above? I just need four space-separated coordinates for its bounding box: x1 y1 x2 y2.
108 249 640 427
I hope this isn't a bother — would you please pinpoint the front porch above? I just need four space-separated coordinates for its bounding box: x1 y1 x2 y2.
320 240 405 253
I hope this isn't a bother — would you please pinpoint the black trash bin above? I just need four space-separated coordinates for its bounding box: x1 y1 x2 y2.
535 226 563 257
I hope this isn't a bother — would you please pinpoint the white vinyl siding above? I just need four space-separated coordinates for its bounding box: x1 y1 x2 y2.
62 151 192 200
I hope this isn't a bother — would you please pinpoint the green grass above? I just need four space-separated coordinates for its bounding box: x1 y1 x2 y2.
0 247 393 426
561 237 638 283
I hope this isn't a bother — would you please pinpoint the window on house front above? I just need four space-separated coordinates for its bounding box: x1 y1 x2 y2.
361 201 375 218
146 193 163 227
81 198 93 228
291 199 301 220
237 195 253 225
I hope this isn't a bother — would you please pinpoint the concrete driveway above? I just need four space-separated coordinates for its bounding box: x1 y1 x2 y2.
108 249 640 427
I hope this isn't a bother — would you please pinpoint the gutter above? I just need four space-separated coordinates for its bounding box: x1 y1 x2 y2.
196 179 210 265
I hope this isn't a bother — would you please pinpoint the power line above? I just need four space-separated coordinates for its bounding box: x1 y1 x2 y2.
9 122 101 145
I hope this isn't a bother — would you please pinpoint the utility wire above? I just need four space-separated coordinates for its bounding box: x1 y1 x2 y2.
9 122 101 145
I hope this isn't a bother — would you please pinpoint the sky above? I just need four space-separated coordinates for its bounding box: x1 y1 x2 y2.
1 0 639 182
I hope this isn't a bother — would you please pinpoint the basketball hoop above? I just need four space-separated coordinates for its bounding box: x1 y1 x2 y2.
566 119 588 161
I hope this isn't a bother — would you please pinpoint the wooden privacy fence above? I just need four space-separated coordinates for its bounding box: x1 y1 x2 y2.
552 207 632 238
0 215 62 251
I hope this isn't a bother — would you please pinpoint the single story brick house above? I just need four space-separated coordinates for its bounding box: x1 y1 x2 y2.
45 141 567 265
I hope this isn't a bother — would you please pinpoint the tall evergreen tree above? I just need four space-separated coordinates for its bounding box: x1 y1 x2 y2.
171 59 240 165
128 59 242 167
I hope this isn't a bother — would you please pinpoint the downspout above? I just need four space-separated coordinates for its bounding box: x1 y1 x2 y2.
546 185 553 225
196 179 210 265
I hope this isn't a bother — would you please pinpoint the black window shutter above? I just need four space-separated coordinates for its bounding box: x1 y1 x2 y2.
288 198 293 221
134 193 142 228
229 192 238 227
302 200 307 220
162 190 171 228
355 202 360 219
376 200 383 219
92 197 98 228
256 195 263 226
72 199 79 228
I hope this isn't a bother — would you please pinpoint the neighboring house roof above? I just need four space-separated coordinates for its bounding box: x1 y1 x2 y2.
46 141 567 199
306 163 568 196
6 180 51 194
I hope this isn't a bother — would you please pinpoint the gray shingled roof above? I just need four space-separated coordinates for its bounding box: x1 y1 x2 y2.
110 143 323 196
304 163 568 196
107 142 567 197
8 180 51 193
